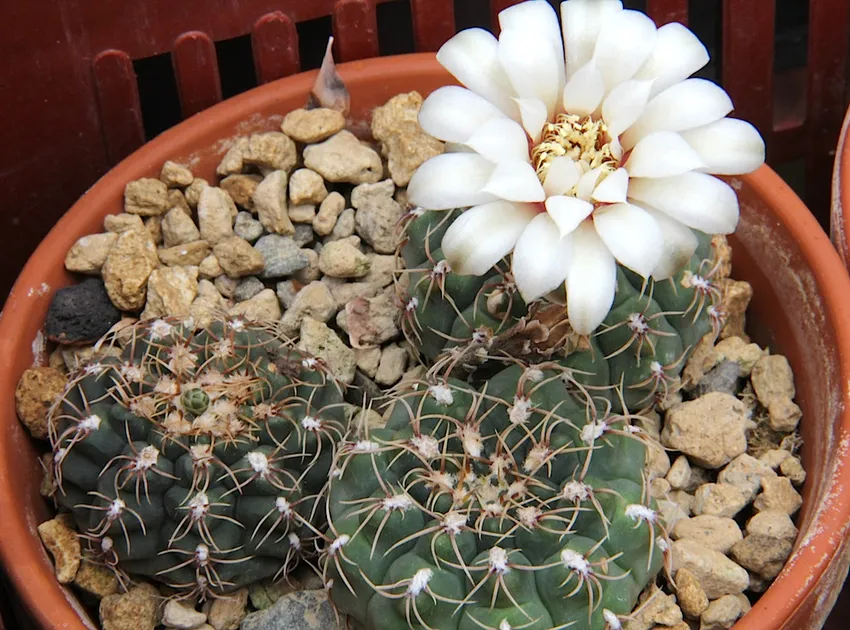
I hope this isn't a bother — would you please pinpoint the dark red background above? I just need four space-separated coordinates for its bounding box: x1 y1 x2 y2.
0 0 847 626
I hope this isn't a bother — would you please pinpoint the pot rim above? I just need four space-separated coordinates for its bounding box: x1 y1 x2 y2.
830 106 850 267
2 52 850 629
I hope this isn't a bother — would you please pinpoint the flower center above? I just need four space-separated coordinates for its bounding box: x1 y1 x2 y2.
531 114 618 184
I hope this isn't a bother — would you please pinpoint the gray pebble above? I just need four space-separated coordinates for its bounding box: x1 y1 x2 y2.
695 360 742 397
234 211 264 242
234 277 265 302
276 280 299 309
240 589 342 630
254 234 309 279
293 224 315 247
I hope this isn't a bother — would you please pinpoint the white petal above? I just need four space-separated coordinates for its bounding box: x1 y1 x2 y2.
634 22 710 98
437 28 519 118
680 118 766 175
498 28 561 118
591 168 629 203
419 86 507 143
545 195 594 237
635 204 699 279
465 118 530 164
516 98 549 143
622 78 733 149
601 79 653 137
593 9 657 91
407 153 497 210
593 203 662 277
627 172 739 234
566 222 617 335
562 0 624 78
442 201 537 275
482 160 546 202
543 156 581 197
576 168 603 200
563 60 605 117
499 0 566 98
512 213 572 302
625 131 703 178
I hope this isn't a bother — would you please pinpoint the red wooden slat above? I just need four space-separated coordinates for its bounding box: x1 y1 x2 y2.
333 0 379 62
172 31 222 119
646 0 688 26
410 0 455 52
722 0 775 144
91 49 145 164
490 0 524 34
252 11 300 83
806 0 850 223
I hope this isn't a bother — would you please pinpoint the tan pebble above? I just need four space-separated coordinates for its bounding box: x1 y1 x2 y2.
104 213 145 234
65 232 118 275
325 279 379 308
699 594 744 630
753 476 802 515
145 215 163 245
298 317 356 384
672 539 749 599
623 586 682 630
667 456 693 490
692 483 748 518
751 355 795 406
375 343 408 386
208 587 248 630
190 281 226 329
74 555 118 598
355 346 381 378
158 241 210 267
767 397 802 433
230 289 281 322
779 455 806 486
160 160 194 188
676 567 709 619
198 187 236 244
281 107 345 143
362 254 397 288
371 91 444 186
294 248 322 284
253 170 295 236
670 490 695 516
216 137 249 177
213 237 265 277
647 444 671 480
759 448 791 470
37 518 81 583
198 254 224 280
243 131 297 172
167 189 192 216
672 515 743 554
102 230 158 310
651 477 672 499
141 266 199 319
162 207 201 247
746 510 798 540
289 204 317 224
304 130 383 185
730 534 793 579
162 599 207 629
280 281 336 336
657 499 690 530
289 168 328 205
351 179 404 254
99 582 158 630
313 191 346 236
185 178 209 208
717 454 776 501
662 392 751 468
124 178 169 216
344 293 401 348
319 240 371 278
15 366 66 440
718 279 752 341
711 337 764 376
220 174 262 209
683 333 718 387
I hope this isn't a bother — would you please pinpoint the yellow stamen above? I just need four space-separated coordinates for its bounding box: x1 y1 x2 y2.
532 114 619 185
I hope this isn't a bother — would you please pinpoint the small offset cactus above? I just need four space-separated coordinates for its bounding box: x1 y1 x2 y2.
397 209 721 411
47 316 346 599
322 363 666 630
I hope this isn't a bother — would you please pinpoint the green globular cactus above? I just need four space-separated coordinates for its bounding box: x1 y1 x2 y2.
397 208 722 412
322 364 666 630
47 316 346 599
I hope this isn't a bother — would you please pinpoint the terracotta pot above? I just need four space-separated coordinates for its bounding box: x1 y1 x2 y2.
1 53 850 630
831 107 850 267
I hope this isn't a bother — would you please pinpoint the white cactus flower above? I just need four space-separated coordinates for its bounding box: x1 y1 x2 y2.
407 0 765 335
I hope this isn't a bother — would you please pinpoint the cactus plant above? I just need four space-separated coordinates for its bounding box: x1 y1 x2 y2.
322 362 667 630
47 316 346 599
398 208 721 411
